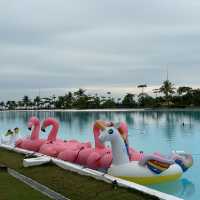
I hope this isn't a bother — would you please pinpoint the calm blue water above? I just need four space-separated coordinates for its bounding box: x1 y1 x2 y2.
0 111 198 200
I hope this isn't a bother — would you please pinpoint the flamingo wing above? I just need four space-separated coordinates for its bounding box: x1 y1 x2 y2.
87 152 101 169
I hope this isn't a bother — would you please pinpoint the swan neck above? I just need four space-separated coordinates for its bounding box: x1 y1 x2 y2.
111 134 129 165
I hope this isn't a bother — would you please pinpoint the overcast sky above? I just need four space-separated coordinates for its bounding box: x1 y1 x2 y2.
1 0 200 101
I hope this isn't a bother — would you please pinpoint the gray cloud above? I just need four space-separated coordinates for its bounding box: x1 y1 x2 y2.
0 0 200 100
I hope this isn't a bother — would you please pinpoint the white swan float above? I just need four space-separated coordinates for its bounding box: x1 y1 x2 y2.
0 128 21 147
99 124 193 185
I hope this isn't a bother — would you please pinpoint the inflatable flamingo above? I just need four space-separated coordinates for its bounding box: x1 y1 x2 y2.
75 121 113 169
113 121 144 161
80 121 144 169
39 118 67 157
58 120 143 169
57 142 91 163
57 120 111 168
15 117 45 152
39 118 91 157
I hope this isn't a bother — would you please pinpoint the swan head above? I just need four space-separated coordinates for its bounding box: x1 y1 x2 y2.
13 127 20 134
99 127 118 144
5 129 14 136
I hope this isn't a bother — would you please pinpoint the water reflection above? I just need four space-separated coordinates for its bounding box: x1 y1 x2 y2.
150 179 195 199
0 110 198 200
0 111 199 135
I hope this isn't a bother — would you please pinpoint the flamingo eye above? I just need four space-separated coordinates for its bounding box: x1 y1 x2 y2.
108 129 114 134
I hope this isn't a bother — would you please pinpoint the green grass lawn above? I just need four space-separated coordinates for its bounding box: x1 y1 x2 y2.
0 148 158 200
0 171 50 200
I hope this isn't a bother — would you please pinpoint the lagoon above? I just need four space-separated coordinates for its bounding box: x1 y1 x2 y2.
0 110 198 200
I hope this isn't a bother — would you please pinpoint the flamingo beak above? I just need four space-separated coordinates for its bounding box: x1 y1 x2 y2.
28 127 31 131
41 127 46 132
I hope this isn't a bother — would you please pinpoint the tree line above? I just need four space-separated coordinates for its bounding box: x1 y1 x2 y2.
1 80 200 110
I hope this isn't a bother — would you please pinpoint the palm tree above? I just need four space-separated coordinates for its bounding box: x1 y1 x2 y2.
101 97 116 108
122 93 136 108
22 95 31 109
42 97 52 109
0 101 5 110
137 84 147 96
107 91 111 99
87 94 100 109
117 98 121 103
74 88 86 97
152 88 160 98
63 92 74 108
17 101 24 109
177 86 192 95
34 96 41 109
49 95 56 109
73 89 89 109
159 80 176 106
6 101 17 110
56 96 65 109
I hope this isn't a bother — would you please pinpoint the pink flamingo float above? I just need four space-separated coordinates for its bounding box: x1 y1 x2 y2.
39 118 91 157
16 116 143 170
57 121 111 168
82 121 144 169
75 121 113 169
15 117 45 152
58 120 144 170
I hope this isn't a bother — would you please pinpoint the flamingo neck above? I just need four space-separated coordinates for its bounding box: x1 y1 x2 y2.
30 123 40 140
47 122 59 142
111 132 129 165
94 127 105 149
